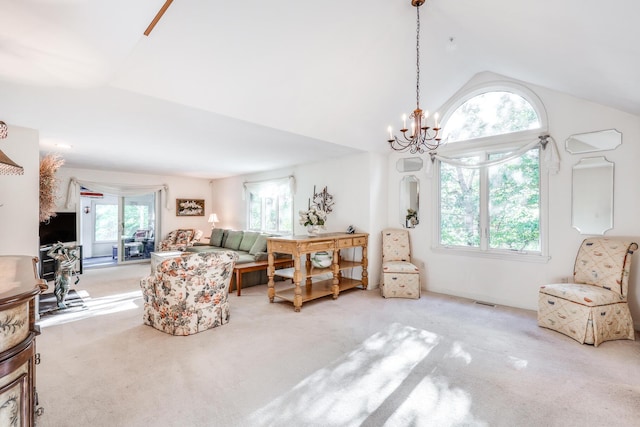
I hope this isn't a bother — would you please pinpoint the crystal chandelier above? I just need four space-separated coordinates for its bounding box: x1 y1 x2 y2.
387 0 442 154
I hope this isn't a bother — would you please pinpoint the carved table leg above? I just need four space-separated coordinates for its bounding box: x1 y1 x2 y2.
361 243 369 290
293 256 303 312
331 249 340 299
267 251 275 303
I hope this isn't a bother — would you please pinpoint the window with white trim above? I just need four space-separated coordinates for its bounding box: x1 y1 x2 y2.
246 178 293 234
437 87 546 256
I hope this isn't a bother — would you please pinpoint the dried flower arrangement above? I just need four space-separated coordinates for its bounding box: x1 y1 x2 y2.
39 154 64 222
299 185 334 232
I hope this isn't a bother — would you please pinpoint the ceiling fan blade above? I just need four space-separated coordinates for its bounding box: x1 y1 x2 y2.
144 0 174 36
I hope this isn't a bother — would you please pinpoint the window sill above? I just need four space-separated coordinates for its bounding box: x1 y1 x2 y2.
433 245 550 263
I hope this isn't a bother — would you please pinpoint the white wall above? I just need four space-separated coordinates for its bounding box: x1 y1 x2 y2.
387 73 640 327
0 125 40 257
54 167 213 243
6 73 639 329
211 152 387 287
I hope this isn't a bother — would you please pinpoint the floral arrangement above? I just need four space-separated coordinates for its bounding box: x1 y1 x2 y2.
299 185 334 234
406 208 418 226
39 153 65 222
299 205 327 228
312 185 334 214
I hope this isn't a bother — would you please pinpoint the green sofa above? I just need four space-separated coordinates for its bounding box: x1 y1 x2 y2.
186 228 276 289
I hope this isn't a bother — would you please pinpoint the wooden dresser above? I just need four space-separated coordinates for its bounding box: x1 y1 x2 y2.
0 256 45 426
267 232 368 312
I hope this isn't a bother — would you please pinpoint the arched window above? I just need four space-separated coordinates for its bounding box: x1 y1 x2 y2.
436 84 548 259
444 91 540 142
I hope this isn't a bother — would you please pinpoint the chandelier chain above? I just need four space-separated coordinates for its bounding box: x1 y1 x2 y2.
387 0 441 154
415 5 420 109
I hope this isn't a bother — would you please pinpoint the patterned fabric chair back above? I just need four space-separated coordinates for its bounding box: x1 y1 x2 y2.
141 251 239 335
573 238 638 297
159 228 203 251
382 228 411 263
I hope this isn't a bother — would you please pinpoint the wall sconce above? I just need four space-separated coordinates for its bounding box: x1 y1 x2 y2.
84 206 91 214
0 121 24 176
208 213 219 229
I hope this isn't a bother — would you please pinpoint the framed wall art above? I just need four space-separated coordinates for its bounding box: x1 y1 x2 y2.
176 199 205 216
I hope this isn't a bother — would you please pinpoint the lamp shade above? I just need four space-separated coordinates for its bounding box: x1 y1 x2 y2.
208 213 219 223
0 149 24 175
0 121 7 139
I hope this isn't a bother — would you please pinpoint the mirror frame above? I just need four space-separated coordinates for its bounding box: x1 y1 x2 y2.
571 156 614 235
400 175 420 228
565 129 622 154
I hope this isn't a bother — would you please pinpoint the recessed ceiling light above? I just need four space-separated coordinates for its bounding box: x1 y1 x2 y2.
41 138 73 150
446 36 458 52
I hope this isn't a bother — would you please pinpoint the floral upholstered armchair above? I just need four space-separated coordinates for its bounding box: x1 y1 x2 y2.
140 251 238 335
538 237 637 346
159 229 204 251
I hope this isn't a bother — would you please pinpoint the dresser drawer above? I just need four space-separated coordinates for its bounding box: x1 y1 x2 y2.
337 238 353 248
353 236 367 246
299 240 334 252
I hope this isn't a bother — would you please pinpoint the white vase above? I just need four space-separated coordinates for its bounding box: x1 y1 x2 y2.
311 251 332 268
306 225 321 235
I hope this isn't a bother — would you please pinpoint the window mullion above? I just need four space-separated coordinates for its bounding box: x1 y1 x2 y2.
479 152 489 251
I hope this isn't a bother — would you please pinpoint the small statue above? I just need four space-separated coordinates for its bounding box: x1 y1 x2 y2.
47 242 80 309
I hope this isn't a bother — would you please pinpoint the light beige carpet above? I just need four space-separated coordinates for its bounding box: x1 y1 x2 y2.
35 263 640 427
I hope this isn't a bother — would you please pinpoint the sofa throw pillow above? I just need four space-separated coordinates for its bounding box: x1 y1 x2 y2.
249 234 269 256
223 230 243 250
175 229 194 245
165 230 178 244
239 231 260 252
220 229 229 247
134 229 148 241
210 228 225 247
192 229 204 243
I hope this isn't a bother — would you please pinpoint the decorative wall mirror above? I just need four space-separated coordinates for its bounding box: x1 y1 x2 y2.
565 129 622 154
400 175 419 228
572 156 614 235
396 157 423 172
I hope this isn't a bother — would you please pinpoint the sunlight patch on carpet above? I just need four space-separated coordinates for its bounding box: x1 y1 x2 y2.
507 355 528 370
446 341 472 365
384 375 483 426
248 323 439 427
38 290 142 328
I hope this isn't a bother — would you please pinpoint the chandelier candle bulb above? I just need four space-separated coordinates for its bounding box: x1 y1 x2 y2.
403 114 407 129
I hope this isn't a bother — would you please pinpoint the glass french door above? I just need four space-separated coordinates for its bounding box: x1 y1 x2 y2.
118 193 158 264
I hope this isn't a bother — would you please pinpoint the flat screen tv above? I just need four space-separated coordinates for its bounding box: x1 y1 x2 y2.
39 212 77 247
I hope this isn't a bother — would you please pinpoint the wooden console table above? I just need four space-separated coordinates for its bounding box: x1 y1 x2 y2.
0 256 46 426
267 232 368 312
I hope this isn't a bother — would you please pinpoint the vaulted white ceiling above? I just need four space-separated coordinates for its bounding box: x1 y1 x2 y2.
1 0 639 178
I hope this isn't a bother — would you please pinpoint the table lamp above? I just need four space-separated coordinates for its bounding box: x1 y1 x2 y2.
208 213 219 229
